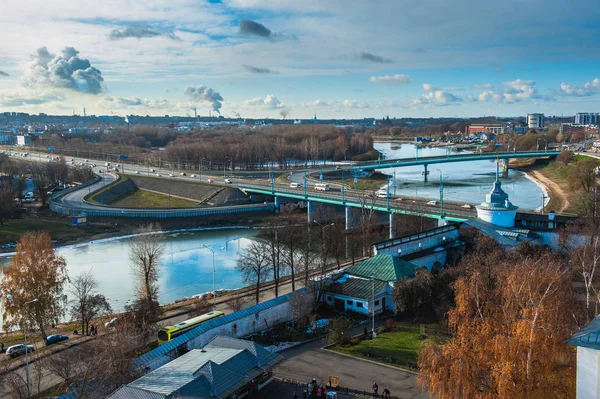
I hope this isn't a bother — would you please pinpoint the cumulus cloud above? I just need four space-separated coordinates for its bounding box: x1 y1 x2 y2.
0 89 64 107
108 25 181 41
239 19 272 38
422 83 438 91
244 94 282 109
560 78 600 97
478 90 502 102
22 46 105 94
184 85 223 114
0 70 8 77
411 87 463 107
475 79 549 104
358 51 392 63
242 64 277 74
369 74 411 85
474 83 493 89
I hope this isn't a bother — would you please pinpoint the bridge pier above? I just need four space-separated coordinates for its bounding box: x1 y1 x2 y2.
389 213 396 240
423 164 429 183
345 206 352 230
307 200 314 223
501 158 509 177
274 196 280 213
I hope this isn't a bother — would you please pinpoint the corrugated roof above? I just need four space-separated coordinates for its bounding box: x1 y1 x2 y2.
567 314 600 350
326 278 388 299
344 254 418 282
136 288 306 367
106 386 166 399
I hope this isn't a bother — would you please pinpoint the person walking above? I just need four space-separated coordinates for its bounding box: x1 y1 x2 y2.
293 392 298 399
372 382 379 398
382 388 390 398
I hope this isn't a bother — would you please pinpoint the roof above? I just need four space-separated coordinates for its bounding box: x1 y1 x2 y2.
566 315 600 350
344 254 418 282
109 336 282 399
326 277 388 299
463 219 537 248
135 287 307 368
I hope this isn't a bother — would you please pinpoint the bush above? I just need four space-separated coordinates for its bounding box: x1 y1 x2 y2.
350 336 362 345
384 318 395 332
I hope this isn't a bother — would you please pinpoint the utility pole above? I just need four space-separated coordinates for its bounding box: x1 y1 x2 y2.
371 276 376 340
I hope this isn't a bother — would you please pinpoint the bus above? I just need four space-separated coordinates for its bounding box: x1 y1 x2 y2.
314 183 330 191
157 311 224 345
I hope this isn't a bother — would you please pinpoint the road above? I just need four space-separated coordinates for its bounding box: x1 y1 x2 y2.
274 324 429 399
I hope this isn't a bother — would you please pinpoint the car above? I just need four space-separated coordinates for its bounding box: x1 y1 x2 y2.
84 159 88 162
335 166 341 170
105 317 119 328
206 179 214 183
91 163 96 167
190 174 196 178
461 204 472 209
426 200 438 206
224 179 232 184
46 334 69 346
24 192 35 199
98 169 103 173
169 173 175 177
156 173 162 177
376 190 390 198
289 182 301 188
180 172 186 176
150 169 155 172
135 170 140 174
6 344 35 358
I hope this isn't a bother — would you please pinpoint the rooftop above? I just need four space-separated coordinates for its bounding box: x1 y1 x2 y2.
344 254 418 282
567 315 600 351
327 277 388 299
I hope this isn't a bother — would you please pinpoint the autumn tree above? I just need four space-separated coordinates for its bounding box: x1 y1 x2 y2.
236 240 271 304
418 252 576 398
70 271 112 336
129 224 163 310
0 231 68 342
0 184 16 225
556 150 574 165
568 159 598 192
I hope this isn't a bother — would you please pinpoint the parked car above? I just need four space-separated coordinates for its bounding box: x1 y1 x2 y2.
46 334 69 346
6 344 34 359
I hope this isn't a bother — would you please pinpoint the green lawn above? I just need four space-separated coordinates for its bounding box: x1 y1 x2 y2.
332 323 446 370
109 189 199 208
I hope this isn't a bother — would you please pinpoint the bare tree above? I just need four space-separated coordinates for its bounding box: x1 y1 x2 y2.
70 271 111 335
129 224 163 306
189 297 212 318
236 241 271 304
226 296 247 313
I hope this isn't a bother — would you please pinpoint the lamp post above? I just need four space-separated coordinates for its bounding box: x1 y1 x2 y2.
6 295 38 398
435 168 445 219
341 170 345 203
371 275 376 340
200 245 223 309
313 220 334 277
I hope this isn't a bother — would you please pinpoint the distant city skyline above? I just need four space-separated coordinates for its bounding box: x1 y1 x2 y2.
0 0 599 118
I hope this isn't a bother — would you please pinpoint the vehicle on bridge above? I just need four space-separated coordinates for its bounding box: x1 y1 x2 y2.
315 183 330 191
289 182 302 188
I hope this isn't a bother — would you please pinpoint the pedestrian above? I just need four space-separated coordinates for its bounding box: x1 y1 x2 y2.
382 388 390 398
372 382 379 397
316 386 322 398
293 392 298 399
1 342 4 353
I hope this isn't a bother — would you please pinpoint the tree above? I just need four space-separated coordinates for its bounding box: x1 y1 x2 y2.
0 231 68 342
0 184 16 225
280 225 302 291
189 297 212 318
129 224 163 307
556 150 574 166
226 296 247 313
393 267 433 318
327 317 353 345
568 159 598 192
418 253 576 398
70 271 112 336
27 163 53 206
236 241 271 304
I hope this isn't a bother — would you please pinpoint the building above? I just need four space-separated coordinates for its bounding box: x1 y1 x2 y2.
16 135 31 146
466 124 504 136
567 315 600 398
527 113 544 130
575 112 599 126
0 133 13 145
108 336 282 399
324 254 418 314
475 173 518 228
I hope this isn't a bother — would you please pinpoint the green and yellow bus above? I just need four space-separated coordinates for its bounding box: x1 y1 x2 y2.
157 311 224 345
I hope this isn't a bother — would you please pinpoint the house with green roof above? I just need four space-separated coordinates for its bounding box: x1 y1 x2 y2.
324 254 419 315
567 314 600 398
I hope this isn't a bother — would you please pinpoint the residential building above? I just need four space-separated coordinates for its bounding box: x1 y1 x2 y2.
324 254 418 314
575 112 599 126
466 124 504 136
0 132 13 145
16 135 31 146
567 315 600 399
527 113 544 130
107 336 282 399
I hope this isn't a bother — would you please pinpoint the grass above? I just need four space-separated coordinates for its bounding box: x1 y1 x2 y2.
109 189 198 208
332 323 446 370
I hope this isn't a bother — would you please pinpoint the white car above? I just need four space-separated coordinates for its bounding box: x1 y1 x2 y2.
224 179 232 184
169 173 175 177
6 344 35 359
427 200 438 206
150 169 155 172
190 174 196 178
156 173 162 177
135 171 140 174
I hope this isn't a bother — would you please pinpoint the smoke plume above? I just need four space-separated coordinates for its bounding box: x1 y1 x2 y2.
184 85 223 114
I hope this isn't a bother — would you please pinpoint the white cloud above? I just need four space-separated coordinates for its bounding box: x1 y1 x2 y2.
422 83 438 91
99 96 170 109
478 90 502 102
369 74 411 85
243 94 283 110
0 89 65 106
474 83 493 89
411 87 463 107
560 78 600 97
475 79 552 104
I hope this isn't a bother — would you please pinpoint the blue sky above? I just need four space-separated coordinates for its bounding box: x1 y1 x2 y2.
0 0 599 118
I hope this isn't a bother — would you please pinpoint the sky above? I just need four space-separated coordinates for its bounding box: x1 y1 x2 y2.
0 0 599 119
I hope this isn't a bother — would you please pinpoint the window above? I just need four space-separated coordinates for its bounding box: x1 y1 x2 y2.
347 300 353 305
357 302 363 308
374 300 380 306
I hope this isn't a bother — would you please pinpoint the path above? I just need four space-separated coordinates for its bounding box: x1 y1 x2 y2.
274 324 429 399
530 170 570 213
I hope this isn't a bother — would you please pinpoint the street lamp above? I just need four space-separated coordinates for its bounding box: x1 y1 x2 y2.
313 220 335 277
435 168 445 219
371 275 376 340
200 245 224 309
6 295 38 398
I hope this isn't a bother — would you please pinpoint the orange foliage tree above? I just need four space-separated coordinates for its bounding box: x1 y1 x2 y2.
418 251 576 398
0 231 68 341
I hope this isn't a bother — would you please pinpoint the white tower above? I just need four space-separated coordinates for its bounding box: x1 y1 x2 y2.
476 164 518 227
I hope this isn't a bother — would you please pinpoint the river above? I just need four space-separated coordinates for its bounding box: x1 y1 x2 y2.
373 142 547 211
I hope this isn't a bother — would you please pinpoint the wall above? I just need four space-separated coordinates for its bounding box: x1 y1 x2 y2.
87 176 136 205
374 225 459 257
577 346 600 399
409 250 447 270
